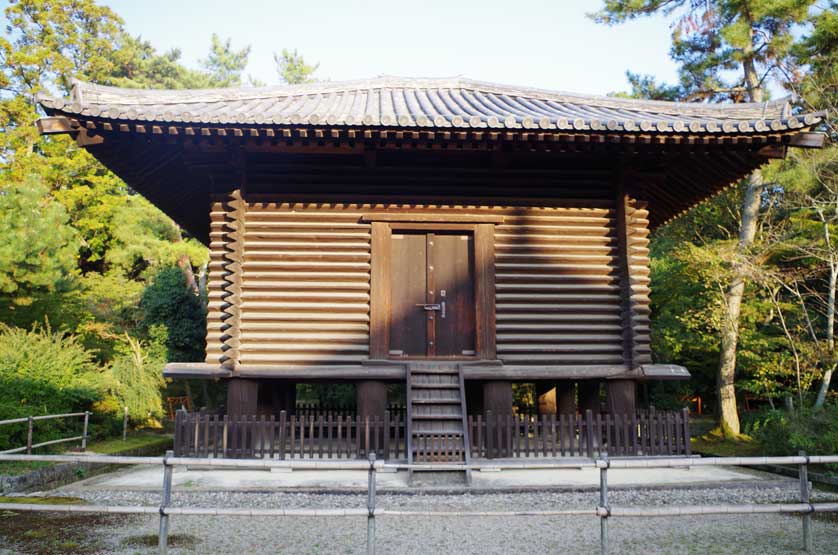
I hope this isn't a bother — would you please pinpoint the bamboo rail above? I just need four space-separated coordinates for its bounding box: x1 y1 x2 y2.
0 452 834 554
0 411 89 455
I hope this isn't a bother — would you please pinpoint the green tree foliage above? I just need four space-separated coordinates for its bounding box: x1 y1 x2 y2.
595 1 823 438
0 0 258 431
274 48 319 84
591 0 812 102
610 71 683 100
201 33 250 87
0 176 78 304
140 266 206 363
106 335 166 421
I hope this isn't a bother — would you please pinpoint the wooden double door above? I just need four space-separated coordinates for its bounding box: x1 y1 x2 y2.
388 230 476 358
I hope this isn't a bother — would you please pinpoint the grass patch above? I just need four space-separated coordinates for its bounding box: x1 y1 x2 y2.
0 511 129 554
86 430 172 455
0 495 87 505
691 429 762 457
0 430 171 479
122 533 198 548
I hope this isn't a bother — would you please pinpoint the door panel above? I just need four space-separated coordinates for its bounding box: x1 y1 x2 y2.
389 233 427 356
388 229 476 358
433 234 476 357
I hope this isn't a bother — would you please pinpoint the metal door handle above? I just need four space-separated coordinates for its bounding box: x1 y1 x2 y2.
415 303 441 311
441 301 446 319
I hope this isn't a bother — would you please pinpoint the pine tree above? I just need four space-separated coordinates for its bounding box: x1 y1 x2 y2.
274 48 319 84
592 0 814 435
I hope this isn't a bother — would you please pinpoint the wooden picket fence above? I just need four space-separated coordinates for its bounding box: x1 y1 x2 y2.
174 407 690 461
294 403 406 420
174 410 406 460
470 407 691 459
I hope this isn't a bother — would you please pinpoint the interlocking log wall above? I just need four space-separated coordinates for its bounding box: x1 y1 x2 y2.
205 194 651 371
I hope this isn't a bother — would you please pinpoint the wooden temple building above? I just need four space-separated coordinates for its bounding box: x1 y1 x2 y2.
37 77 824 460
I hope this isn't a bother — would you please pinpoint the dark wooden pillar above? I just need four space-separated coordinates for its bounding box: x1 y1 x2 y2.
536 383 557 415
465 381 484 415
578 381 601 415
227 378 259 416
483 381 513 415
607 379 636 416
356 380 387 420
268 380 296 416
557 382 577 415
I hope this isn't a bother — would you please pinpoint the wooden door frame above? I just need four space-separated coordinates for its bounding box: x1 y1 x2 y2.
369 220 496 360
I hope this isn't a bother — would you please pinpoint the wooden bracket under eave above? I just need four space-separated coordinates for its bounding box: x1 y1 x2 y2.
788 132 827 149
76 128 104 146
36 116 103 146
35 116 78 135
757 144 787 159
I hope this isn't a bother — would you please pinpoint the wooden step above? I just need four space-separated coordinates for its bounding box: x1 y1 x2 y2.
410 383 459 389
410 367 460 375
411 414 462 420
412 430 464 437
411 398 461 404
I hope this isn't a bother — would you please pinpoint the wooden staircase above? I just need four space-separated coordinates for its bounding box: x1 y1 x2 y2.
406 363 471 483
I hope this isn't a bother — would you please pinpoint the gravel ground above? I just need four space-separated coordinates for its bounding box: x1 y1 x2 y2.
0 483 831 555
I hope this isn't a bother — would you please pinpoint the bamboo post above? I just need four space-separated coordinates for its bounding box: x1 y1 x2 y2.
25 417 33 455
81 412 89 452
599 457 610 555
158 450 174 555
367 451 377 555
123 406 129 441
799 451 813 551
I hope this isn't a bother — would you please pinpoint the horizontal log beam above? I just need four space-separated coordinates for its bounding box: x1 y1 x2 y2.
163 362 637 380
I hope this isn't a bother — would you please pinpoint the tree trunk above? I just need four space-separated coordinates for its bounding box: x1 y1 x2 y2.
717 169 763 436
815 259 837 407
177 254 199 295
715 28 764 437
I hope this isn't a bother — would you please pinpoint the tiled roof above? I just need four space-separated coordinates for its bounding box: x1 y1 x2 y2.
37 76 823 134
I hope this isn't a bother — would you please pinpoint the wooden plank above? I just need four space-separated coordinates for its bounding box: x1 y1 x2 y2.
630 411 638 455
595 413 603 457
485 411 494 459
559 413 565 456
362 213 504 223
474 224 497 359
383 412 391 460
683 408 692 456
369 222 391 358
648 407 657 455
622 412 630 457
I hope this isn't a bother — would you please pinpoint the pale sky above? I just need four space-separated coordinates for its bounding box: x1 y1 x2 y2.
94 0 680 96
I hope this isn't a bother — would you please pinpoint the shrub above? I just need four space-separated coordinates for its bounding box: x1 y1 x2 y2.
746 405 838 462
106 335 166 423
0 324 104 449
